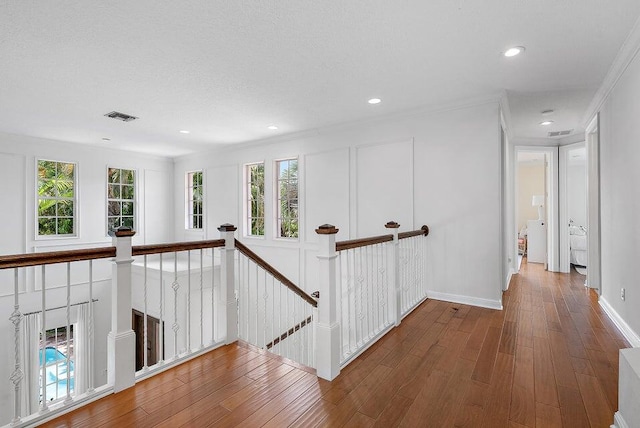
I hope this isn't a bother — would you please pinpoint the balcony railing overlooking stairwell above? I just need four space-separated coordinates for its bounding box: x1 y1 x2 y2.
0 221 429 426
314 222 430 380
234 239 317 369
0 228 236 427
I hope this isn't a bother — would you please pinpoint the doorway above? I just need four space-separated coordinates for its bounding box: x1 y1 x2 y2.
132 309 163 371
514 146 559 272
559 142 587 276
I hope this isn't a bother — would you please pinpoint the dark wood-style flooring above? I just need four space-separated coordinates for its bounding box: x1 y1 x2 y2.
43 260 629 427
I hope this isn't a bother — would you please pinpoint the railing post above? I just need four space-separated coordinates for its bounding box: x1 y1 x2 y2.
385 221 402 326
107 227 136 393
315 224 341 381
218 224 238 344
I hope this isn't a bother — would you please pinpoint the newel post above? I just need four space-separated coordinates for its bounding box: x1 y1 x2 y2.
218 224 238 344
385 221 402 326
315 224 341 381
108 227 136 393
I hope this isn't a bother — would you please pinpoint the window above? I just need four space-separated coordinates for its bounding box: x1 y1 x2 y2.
37 160 76 236
40 326 74 403
107 168 135 232
186 171 203 229
246 163 265 236
276 159 299 238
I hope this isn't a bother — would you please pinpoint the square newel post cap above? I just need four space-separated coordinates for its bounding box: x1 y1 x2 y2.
217 223 237 232
316 224 339 235
421 225 430 236
108 226 136 238
385 221 400 229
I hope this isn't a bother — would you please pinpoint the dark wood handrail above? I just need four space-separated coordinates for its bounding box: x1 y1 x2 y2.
234 239 318 308
0 247 116 269
132 239 225 256
336 234 394 252
399 225 430 240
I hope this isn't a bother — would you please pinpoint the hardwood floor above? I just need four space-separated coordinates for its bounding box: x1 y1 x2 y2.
43 260 629 427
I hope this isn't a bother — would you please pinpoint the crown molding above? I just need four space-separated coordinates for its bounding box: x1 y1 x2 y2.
582 15 640 126
173 93 502 163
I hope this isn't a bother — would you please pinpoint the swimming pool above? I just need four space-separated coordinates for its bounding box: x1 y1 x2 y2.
39 347 74 401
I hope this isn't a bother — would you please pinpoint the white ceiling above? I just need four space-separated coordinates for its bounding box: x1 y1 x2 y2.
1 1 639 157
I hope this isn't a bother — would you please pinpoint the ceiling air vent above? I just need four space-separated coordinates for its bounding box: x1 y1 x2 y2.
548 129 573 137
104 111 139 122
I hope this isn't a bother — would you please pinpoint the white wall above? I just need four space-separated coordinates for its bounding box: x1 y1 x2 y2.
517 163 545 231
599 46 640 342
0 132 174 425
174 101 503 309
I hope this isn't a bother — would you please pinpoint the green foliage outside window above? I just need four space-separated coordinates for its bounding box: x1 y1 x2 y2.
107 168 135 232
277 159 298 238
38 160 75 236
187 171 203 229
247 163 265 236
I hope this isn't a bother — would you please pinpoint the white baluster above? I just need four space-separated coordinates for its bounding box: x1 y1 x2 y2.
262 271 267 350
199 249 204 350
159 254 164 364
64 263 72 404
10 268 23 425
345 251 352 356
143 255 148 371
187 250 191 354
88 260 95 393
271 276 275 353
374 244 380 332
40 266 49 412
172 253 180 359
255 264 259 346
211 248 215 345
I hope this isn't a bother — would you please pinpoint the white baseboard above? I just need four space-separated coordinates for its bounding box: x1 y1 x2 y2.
504 268 515 291
599 296 640 348
427 290 503 310
613 411 629 428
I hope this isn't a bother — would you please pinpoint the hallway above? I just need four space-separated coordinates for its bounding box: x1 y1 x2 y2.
43 261 628 427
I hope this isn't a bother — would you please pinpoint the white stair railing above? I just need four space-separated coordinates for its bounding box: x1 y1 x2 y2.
0 225 237 428
1 246 116 426
315 221 430 380
234 239 317 369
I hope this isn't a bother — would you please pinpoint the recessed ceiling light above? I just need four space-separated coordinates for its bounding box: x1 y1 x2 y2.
541 109 554 116
267 125 279 130
539 120 554 126
368 98 382 104
504 46 525 57
179 130 190 134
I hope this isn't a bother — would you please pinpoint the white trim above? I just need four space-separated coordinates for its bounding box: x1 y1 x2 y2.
558 142 586 273
6 384 114 428
514 146 560 272
427 290 503 311
599 296 640 348
613 411 629 428
583 15 640 127
504 268 515 291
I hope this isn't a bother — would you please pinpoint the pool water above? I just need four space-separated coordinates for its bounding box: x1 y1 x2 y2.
39 347 74 401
